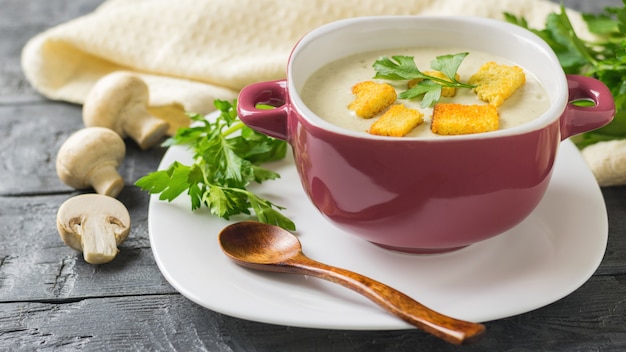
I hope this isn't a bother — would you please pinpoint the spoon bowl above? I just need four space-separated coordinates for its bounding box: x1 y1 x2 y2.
218 221 486 345
219 222 300 265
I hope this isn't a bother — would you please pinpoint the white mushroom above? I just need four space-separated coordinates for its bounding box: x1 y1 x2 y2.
56 127 125 197
582 139 626 186
56 194 131 264
83 72 169 149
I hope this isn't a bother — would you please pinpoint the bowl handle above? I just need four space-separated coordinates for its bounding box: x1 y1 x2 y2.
561 74 615 140
237 79 290 141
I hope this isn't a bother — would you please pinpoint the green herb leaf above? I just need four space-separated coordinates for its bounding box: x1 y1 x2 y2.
373 55 427 80
505 4 626 148
421 84 443 108
372 53 475 107
583 13 619 35
248 194 294 230
135 99 295 231
430 52 469 82
398 80 439 99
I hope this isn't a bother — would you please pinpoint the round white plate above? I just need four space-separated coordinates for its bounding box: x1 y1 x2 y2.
148 127 607 329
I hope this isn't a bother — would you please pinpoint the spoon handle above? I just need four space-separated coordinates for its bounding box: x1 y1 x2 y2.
285 253 485 345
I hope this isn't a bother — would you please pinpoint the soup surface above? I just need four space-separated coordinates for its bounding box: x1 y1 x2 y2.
300 47 550 137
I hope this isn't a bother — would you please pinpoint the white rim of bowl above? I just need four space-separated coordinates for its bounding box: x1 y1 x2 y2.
288 15 568 141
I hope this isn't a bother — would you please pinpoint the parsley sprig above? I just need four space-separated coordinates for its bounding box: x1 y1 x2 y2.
505 4 626 148
135 100 295 231
372 53 476 107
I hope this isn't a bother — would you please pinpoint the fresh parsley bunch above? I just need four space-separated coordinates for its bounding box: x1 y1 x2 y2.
372 52 476 107
505 4 626 148
136 100 295 230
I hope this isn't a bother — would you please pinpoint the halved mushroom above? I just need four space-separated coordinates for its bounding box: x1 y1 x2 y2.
56 127 125 197
56 194 131 264
82 72 169 149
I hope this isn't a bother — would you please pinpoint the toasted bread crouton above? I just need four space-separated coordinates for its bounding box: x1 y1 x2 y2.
348 81 397 119
468 62 526 107
369 104 424 137
408 71 460 97
431 103 499 135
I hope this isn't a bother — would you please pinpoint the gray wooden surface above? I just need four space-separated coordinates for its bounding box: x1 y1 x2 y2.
1 0 625 351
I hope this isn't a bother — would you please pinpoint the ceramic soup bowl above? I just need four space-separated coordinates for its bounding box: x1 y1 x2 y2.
237 16 614 253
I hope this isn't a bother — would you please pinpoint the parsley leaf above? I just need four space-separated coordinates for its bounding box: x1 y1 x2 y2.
430 53 468 81
135 100 295 231
372 53 475 107
505 5 626 148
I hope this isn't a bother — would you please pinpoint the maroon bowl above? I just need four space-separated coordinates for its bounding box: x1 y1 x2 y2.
238 16 614 253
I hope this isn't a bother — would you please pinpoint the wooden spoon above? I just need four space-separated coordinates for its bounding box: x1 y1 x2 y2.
218 221 486 345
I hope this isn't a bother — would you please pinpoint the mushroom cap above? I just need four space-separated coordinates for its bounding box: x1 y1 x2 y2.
82 72 150 136
56 194 131 258
56 127 125 191
82 71 169 149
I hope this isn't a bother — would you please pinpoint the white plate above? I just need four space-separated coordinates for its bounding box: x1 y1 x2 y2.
148 125 607 329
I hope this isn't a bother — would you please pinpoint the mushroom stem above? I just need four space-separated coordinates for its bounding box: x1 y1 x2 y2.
80 213 120 264
89 163 125 196
123 108 169 150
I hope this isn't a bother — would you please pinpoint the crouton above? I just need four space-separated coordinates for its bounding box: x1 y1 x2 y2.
348 81 397 119
468 62 526 107
431 103 499 135
408 71 460 97
369 104 424 137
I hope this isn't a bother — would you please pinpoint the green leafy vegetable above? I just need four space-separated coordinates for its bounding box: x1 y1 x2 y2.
135 100 295 231
504 4 626 148
372 53 476 107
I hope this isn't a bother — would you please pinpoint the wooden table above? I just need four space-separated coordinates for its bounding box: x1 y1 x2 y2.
2 0 625 350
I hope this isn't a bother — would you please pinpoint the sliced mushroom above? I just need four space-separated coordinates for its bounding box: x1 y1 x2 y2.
56 194 131 264
83 72 169 149
56 127 125 197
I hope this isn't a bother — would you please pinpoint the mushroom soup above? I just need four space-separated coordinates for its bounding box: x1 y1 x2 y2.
300 47 550 137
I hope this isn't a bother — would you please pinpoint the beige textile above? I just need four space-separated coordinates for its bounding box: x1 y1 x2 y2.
24 0 622 185
22 0 586 114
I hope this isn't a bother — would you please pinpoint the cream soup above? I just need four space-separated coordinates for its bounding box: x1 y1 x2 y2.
300 48 550 137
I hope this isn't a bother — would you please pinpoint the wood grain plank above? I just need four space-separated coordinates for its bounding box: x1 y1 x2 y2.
0 188 175 302
561 0 623 13
598 187 626 276
0 102 167 196
0 275 624 352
